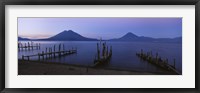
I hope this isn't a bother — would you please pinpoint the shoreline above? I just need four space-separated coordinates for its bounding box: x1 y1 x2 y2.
18 60 176 75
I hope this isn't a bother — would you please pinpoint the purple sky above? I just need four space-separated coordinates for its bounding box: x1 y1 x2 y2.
18 17 182 39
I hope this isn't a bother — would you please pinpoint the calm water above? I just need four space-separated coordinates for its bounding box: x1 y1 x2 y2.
18 41 182 73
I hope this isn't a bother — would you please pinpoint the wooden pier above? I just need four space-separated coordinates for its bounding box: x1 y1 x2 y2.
18 42 40 51
21 43 77 61
93 41 112 67
136 49 181 75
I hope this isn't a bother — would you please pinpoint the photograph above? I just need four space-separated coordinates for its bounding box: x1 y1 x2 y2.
18 17 182 75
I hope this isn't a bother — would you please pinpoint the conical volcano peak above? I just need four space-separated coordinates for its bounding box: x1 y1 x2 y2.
126 32 137 36
124 32 138 37
67 30 74 32
46 30 97 41
127 32 133 34
62 30 74 33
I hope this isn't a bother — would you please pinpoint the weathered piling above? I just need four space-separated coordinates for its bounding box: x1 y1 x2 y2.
59 44 61 57
25 43 27 51
49 48 52 58
28 42 30 51
18 43 20 51
18 42 41 51
31 42 33 50
173 59 176 69
42 51 44 60
63 44 65 51
46 48 48 59
106 46 108 57
36 43 38 49
53 45 56 58
38 53 40 61
97 43 100 60
22 55 24 60
94 41 112 67
102 42 105 58
110 46 112 56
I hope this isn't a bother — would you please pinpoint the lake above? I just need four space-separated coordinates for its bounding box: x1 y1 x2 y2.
18 41 182 74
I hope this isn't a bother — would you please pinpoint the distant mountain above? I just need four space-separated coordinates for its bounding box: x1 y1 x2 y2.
18 37 30 41
119 32 139 40
111 32 154 41
18 30 181 43
153 37 182 43
110 32 182 43
39 30 98 41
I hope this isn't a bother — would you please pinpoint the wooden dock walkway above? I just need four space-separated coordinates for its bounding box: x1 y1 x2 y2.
136 49 181 75
22 49 77 61
21 43 77 61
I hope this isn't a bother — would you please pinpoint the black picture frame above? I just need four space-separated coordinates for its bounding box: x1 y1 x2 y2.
0 0 200 93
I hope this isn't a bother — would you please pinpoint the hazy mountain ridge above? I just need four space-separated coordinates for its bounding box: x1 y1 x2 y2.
18 37 30 41
110 32 154 41
109 32 182 43
18 30 181 43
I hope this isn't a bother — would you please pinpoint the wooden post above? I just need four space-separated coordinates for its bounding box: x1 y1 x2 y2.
106 46 108 57
18 43 20 51
173 59 176 69
25 43 27 51
146 52 149 60
63 44 65 51
28 42 30 51
166 58 168 64
39 43 40 50
27 56 29 61
31 41 33 50
156 52 158 60
110 46 112 55
49 48 51 58
51 48 53 58
51 48 53 57
54 45 56 58
75 47 77 53
20 43 21 51
160 57 162 63
42 51 44 60
97 43 100 60
46 48 48 59
21 44 23 51
86 65 89 73
51 48 52 58
59 44 61 57
167 59 168 65
22 55 24 60
36 43 38 49
102 43 105 58
38 53 40 61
